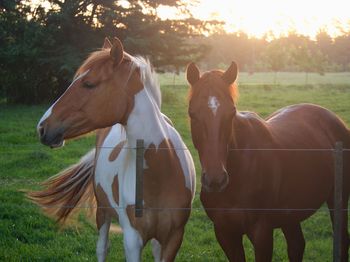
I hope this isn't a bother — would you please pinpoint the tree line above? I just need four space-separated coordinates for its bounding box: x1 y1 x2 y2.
0 0 210 104
199 30 350 74
1 0 349 104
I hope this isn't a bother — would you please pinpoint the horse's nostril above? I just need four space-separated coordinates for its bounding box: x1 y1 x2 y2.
38 124 45 138
202 171 229 192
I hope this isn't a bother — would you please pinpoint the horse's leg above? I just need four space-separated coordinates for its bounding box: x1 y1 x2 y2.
281 223 305 262
158 228 185 262
327 193 350 262
123 226 143 262
151 238 162 262
247 224 273 262
96 210 111 262
214 224 246 262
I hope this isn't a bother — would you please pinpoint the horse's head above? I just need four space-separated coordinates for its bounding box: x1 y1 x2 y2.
187 62 238 192
37 37 142 148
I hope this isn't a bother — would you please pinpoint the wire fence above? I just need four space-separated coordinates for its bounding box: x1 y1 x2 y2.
1 141 349 261
2 145 350 151
1 204 350 213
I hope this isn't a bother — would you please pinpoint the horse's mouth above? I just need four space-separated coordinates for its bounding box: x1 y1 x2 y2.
201 182 228 193
40 132 65 148
50 139 65 148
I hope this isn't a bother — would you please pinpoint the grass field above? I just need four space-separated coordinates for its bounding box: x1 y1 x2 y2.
1 73 350 261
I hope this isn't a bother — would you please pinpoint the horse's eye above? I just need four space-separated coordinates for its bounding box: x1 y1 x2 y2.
82 81 96 89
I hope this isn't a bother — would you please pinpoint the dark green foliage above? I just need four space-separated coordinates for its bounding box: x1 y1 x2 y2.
1 1 350 105
0 0 209 104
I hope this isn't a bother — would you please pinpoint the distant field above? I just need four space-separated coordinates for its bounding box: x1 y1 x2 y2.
1 75 350 261
159 71 350 87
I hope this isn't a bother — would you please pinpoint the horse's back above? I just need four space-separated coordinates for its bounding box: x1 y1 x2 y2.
267 103 350 148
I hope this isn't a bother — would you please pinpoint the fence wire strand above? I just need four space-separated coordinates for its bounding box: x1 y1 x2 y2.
1 144 349 214
1 145 350 151
1 203 350 212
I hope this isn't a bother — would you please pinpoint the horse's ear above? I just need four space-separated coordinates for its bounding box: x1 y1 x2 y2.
103 37 112 49
222 62 238 85
186 62 200 86
110 37 124 65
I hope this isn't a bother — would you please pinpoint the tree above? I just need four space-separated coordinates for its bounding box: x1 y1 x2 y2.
316 30 333 58
262 40 290 84
0 0 60 103
291 40 327 84
196 32 267 71
0 0 212 104
333 34 350 71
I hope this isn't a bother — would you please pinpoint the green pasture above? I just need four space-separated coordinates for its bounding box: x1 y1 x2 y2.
1 73 350 261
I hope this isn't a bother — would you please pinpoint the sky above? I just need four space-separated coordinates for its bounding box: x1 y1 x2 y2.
30 0 350 39
158 0 350 38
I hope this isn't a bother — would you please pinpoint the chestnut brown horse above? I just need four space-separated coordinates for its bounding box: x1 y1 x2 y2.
29 38 195 262
186 62 350 261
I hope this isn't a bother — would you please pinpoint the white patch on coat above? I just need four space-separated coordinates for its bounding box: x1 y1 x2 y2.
126 89 167 150
208 96 220 116
96 219 111 262
95 124 126 210
94 57 195 260
151 239 162 262
95 123 144 261
126 88 195 193
167 124 196 195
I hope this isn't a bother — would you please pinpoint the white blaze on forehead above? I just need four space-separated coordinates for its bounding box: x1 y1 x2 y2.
208 96 220 116
37 69 90 129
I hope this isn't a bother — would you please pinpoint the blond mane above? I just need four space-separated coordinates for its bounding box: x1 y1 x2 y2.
130 56 162 108
75 50 162 108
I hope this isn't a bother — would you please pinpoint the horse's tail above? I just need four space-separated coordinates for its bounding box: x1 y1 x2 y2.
28 149 96 224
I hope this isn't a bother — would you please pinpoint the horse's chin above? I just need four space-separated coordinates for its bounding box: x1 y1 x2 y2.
50 140 65 149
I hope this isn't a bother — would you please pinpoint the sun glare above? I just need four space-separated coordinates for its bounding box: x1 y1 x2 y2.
158 0 350 38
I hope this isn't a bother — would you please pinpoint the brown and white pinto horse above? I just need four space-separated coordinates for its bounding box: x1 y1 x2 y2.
29 38 195 262
186 62 350 261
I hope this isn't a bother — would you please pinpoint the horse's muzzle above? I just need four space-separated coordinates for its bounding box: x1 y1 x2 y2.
201 171 229 192
38 123 65 148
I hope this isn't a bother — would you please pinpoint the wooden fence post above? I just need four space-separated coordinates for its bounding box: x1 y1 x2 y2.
333 141 343 262
135 139 144 218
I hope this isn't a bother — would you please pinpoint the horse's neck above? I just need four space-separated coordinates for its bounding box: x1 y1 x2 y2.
125 88 167 148
227 112 276 192
231 111 273 149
